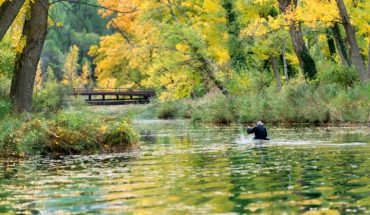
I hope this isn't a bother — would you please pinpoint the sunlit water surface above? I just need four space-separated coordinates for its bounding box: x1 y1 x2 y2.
1 120 370 214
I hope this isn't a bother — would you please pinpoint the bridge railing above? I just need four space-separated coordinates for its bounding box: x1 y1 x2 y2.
72 88 156 97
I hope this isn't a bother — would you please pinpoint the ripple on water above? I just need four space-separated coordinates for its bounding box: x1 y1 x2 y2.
0 122 370 214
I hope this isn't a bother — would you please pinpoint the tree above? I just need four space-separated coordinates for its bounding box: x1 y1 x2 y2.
270 55 282 91
94 0 231 99
62 45 80 88
81 61 92 88
278 0 317 80
331 23 350 66
34 61 43 92
10 0 49 113
335 0 368 82
0 0 25 41
221 0 247 73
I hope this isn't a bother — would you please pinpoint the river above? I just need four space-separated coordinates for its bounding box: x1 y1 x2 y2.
1 120 370 214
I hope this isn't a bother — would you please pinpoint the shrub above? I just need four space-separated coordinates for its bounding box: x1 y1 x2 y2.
104 119 139 151
156 101 180 119
0 75 10 98
33 82 69 113
191 95 236 125
155 100 192 119
318 64 359 88
0 99 11 120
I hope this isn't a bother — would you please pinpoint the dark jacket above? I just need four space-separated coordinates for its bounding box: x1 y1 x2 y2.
247 125 269 140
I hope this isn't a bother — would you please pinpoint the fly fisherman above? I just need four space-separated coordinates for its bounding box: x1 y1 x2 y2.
247 121 269 140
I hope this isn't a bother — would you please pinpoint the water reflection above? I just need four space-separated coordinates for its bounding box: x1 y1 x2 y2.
0 120 369 214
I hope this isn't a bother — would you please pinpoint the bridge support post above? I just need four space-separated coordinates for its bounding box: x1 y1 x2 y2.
88 95 92 101
102 95 105 100
116 95 119 100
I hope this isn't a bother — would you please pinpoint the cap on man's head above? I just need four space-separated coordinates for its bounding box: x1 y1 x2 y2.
256 121 264 126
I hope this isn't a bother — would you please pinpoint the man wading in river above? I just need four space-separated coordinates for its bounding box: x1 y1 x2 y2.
247 121 269 140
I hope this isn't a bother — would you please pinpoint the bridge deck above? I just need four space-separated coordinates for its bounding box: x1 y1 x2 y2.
72 88 156 105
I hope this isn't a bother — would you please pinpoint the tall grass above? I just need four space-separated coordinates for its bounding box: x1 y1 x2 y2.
0 80 139 157
159 82 370 125
0 111 139 157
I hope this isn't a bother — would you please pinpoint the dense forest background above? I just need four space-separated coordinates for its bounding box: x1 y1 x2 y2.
0 0 369 110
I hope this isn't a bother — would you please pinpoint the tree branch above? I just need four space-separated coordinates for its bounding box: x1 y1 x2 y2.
50 0 139 14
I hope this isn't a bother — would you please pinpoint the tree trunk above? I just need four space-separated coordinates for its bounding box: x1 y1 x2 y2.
336 0 367 82
278 0 317 80
270 55 282 91
326 29 336 62
199 57 230 97
0 0 25 41
282 42 289 85
10 0 49 113
195 51 229 96
332 23 350 66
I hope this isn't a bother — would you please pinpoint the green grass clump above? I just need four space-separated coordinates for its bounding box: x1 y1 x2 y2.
162 82 370 125
0 99 11 120
191 95 236 125
155 100 192 119
32 82 70 113
156 101 180 119
0 111 139 157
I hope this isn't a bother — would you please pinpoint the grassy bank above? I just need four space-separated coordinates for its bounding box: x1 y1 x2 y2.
0 83 139 158
150 82 370 125
0 109 139 157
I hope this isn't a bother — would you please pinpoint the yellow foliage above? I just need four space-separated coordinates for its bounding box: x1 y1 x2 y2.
158 72 197 101
34 61 43 92
63 45 80 88
97 77 117 88
295 0 339 28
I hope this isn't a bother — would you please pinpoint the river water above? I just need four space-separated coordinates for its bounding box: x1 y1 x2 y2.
1 120 370 214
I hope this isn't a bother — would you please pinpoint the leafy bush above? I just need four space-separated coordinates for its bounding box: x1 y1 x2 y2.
0 37 16 78
190 94 236 125
0 99 12 120
32 82 70 113
156 101 180 119
318 64 359 88
0 75 10 98
155 100 192 119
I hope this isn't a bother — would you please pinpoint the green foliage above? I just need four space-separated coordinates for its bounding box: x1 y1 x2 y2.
0 76 10 98
0 37 16 78
0 99 12 120
317 64 359 88
299 47 317 80
155 101 192 119
32 82 69 113
156 102 180 119
104 119 139 150
151 82 369 125
0 111 139 157
42 0 111 79
191 95 236 125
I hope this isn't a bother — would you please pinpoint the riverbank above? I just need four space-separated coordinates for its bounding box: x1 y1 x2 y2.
0 107 139 158
87 83 370 126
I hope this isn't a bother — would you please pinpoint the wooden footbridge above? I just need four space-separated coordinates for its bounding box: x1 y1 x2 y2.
72 88 156 105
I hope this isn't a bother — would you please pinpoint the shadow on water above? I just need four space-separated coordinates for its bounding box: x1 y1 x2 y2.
0 120 369 214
